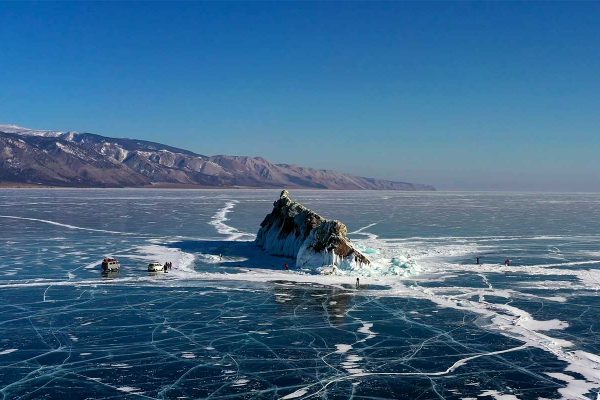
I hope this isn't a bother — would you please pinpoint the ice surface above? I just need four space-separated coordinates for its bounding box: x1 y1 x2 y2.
1 189 599 399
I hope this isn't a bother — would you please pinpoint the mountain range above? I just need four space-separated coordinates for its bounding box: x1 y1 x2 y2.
0 124 434 190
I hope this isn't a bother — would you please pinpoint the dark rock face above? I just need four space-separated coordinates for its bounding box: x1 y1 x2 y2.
0 125 435 190
255 190 369 269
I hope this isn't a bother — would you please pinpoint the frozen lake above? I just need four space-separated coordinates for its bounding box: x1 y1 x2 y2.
0 189 599 399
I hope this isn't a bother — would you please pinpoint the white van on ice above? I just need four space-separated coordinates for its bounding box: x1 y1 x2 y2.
147 262 164 272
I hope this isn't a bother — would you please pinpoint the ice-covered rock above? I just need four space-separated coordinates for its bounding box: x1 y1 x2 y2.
255 190 370 270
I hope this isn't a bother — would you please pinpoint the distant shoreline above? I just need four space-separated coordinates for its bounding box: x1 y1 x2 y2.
4 184 600 194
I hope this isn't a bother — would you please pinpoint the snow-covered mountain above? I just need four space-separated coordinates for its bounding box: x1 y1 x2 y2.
0 124 434 190
0 124 70 138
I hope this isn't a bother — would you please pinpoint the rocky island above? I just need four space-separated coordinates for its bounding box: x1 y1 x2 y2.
255 190 370 272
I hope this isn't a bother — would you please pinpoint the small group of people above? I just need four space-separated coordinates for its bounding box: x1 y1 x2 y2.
163 261 173 272
475 256 512 266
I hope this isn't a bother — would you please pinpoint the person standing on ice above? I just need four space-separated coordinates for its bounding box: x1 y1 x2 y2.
284 263 289 271
356 278 360 289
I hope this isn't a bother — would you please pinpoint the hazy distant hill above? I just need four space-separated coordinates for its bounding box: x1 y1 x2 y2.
0 124 434 190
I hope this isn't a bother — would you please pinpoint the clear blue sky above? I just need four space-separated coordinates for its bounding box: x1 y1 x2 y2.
1 1 599 191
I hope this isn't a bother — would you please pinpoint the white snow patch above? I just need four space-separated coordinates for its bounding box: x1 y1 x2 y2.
282 388 309 399
117 386 141 393
478 390 520 400
334 344 352 354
